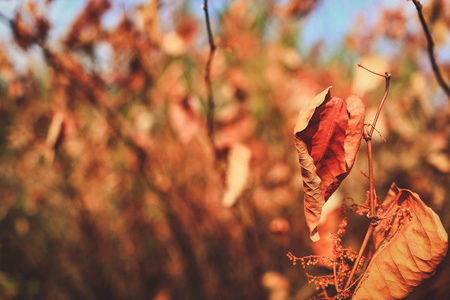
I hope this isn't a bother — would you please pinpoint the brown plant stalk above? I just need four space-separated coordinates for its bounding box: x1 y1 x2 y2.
202 0 217 148
411 0 450 98
343 64 391 292
358 63 391 217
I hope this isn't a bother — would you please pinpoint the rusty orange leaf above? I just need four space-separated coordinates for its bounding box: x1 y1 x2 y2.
352 183 448 300
294 87 365 241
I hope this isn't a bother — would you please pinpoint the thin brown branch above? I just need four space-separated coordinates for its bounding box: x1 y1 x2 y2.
365 124 386 142
357 63 387 78
411 0 450 98
366 139 376 218
359 63 391 219
342 63 392 293
333 255 340 294
358 63 391 138
343 224 374 291
202 0 217 149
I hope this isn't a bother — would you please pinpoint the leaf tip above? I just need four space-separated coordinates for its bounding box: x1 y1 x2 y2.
315 86 332 105
294 86 333 134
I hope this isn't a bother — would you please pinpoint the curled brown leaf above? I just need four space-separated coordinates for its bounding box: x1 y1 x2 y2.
294 87 365 241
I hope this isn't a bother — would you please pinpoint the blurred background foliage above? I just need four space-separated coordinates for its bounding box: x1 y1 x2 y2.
0 0 449 299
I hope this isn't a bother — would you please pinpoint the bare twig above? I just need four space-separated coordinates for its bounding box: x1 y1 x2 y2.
343 63 392 292
202 0 217 148
366 138 376 218
411 0 450 98
343 224 374 291
358 62 391 218
358 62 391 139
364 124 386 142
333 255 341 294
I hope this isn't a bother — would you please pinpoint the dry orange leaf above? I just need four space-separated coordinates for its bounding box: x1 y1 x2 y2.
294 87 365 241
353 183 448 300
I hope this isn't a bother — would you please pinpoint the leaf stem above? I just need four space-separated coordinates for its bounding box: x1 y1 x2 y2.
411 0 450 99
202 0 217 149
366 139 376 218
343 224 374 291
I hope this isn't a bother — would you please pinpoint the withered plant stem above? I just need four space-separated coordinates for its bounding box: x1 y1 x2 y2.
333 255 340 293
411 0 450 98
358 63 391 138
202 0 217 149
343 224 374 291
343 64 391 293
367 139 375 217
359 63 390 218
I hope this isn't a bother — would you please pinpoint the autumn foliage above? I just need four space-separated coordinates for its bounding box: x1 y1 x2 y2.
294 87 365 241
353 184 447 299
292 85 447 298
0 0 449 300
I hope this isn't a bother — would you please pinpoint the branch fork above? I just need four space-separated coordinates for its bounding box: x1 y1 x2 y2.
343 63 391 292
